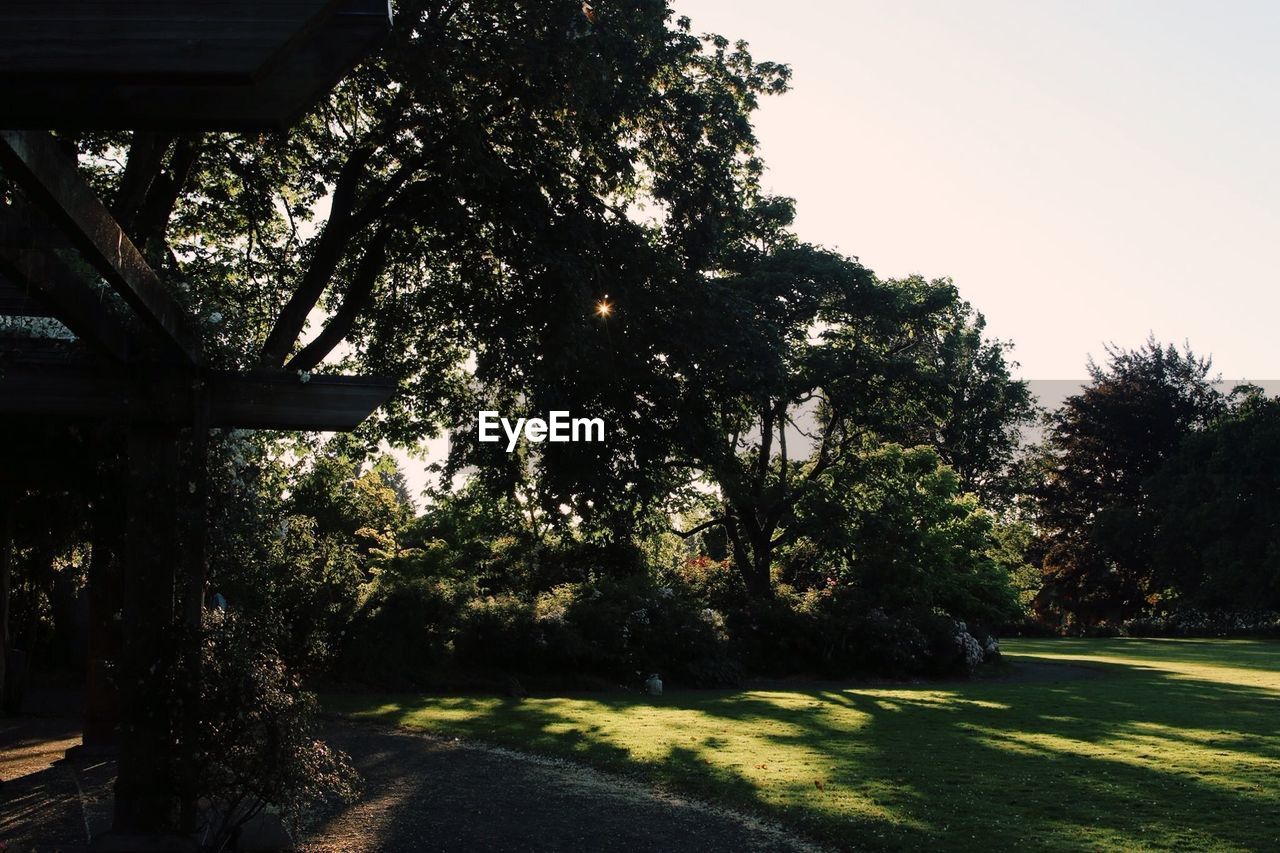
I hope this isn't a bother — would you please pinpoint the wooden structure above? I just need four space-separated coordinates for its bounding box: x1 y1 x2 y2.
0 1 392 845
0 1 391 130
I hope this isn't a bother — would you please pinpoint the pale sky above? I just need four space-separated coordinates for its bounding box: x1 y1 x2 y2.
674 0 1280 379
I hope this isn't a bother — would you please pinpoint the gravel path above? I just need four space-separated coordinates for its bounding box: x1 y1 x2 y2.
2 715 827 852
306 722 827 853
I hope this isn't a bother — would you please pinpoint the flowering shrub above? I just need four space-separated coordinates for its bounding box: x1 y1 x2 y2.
954 622 985 672
1124 609 1280 638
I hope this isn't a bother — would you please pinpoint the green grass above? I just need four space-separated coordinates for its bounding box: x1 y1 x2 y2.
329 639 1280 851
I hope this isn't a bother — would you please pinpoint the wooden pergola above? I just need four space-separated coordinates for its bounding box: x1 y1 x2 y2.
0 1 393 846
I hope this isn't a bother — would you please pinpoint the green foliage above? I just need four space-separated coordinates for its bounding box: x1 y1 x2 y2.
663 256 1032 600
197 610 358 849
205 434 415 674
1147 389 1280 610
898 291 1039 506
289 437 412 552
1033 338 1224 627
785 443 1021 629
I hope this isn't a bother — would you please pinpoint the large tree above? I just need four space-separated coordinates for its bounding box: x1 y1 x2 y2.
1147 388 1280 611
903 292 1038 508
76 1 795 543
666 248 1030 599
51 1 793 830
76 2 787 411
1032 338 1223 626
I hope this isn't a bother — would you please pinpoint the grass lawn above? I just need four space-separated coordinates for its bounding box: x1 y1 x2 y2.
329 639 1280 851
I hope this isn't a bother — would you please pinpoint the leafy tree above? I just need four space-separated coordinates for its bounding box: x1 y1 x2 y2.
76 2 792 536
1033 338 1223 626
288 437 412 555
902 292 1038 507
1147 388 1280 610
670 257 1029 599
783 443 1021 627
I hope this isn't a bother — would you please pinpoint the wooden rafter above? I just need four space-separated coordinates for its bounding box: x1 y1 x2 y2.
0 357 396 432
0 1 393 131
0 273 56 319
0 241 136 361
0 130 202 365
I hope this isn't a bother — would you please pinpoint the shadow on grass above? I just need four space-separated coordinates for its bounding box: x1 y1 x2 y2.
331 644 1280 851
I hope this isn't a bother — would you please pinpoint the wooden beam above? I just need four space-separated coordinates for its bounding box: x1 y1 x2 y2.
0 1 392 131
207 371 395 431
0 130 201 365
0 273 57 319
0 1 336 82
0 360 394 431
0 244 136 361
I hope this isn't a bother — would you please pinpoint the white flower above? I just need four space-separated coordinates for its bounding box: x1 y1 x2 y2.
208 311 223 325
298 370 312 384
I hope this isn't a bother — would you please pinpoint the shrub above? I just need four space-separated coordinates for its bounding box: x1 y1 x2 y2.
454 594 542 671
554 574 741 685
197 610 358 850
1125 609 1280 638
339 574 462 684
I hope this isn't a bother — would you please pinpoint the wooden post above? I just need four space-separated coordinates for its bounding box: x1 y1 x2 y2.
111 423 182 834
83 458 125 748
177 381 210 833
0 484 11 714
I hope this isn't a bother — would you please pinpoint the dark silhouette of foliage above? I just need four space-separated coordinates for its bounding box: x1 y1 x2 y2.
1032 338 1223 627
1147 388 1280 611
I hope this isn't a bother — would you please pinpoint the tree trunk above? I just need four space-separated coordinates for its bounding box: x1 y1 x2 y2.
727 517 774 600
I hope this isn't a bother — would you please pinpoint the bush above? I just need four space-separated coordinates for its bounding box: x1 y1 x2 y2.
558 574 741 686
726 586 996 680
454 594 542 670
339 574 463 684
1125 609 1280 638
198 610 358 850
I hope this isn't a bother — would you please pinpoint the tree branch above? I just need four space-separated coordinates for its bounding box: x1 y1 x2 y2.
132 135 203 248
112 132 173 232
671 517 725 539
285 226 393 372
259 147 376 367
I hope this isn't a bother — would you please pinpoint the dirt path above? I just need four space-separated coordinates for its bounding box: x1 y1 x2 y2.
0 710 88 852
306 722 826 853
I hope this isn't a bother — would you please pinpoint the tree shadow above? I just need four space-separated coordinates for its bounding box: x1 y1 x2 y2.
333 644 1280 850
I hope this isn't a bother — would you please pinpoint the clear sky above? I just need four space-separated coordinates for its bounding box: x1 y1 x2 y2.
673 0 1280 379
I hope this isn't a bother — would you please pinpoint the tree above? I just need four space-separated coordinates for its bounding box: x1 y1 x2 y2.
288 437 412 554
78 1 797 550
56 5 794 825
783 443 1021 627
670 256 1030 600
1147 388 1280 611
901 291 1038 507
88 0 790 451
1033 338 1223 626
